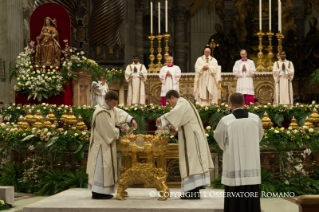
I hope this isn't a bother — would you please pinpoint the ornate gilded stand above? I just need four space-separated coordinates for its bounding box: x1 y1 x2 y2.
163 33 170 66
256 31 266 72
148 34 156 73
116 135 170 201
276 32 284 60
154 34 163 73
267 31 274 71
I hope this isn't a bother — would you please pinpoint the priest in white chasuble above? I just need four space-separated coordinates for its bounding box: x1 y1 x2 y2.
87 90 137 199
125 55 148 106
214 93 264 212
233 49 256 105
194 48 220 106
159 56 181 106
91 77 108 106
273 51 294 105
156 90 214 199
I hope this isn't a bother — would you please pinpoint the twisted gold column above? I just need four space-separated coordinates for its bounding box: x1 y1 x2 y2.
267 31 274 71
276 32 284 60
163 33 170 66
148 34 156 73
256 30 266 72
155 34 163 73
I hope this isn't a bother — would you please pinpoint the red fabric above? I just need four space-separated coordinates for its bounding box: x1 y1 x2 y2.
161 97 167 106
15 3 72 106
243 94 254 105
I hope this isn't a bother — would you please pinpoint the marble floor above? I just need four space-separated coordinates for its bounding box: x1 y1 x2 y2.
6 188 299 212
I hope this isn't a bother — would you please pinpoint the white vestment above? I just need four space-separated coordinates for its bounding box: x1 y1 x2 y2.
125 62 147 106
194 55 221 105
160 97 214 192
273 59 294 105
159 65 181 97
87 102 133 194
213 113 264 186
91 81 108 106
233 59 256 95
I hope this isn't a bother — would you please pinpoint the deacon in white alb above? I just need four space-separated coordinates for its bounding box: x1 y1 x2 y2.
156 90 214 199
125 55 148 106
214 93 263 212
194 48 220 105
159 56 181 106
233 50 256 105
273 51 294 105
91 76 108 107
87 91 137 199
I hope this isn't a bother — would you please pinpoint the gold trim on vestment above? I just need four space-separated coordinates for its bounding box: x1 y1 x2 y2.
181 125 190 177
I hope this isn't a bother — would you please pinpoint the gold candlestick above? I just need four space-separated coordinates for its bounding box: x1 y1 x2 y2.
267 31 274 71
163 33 170 66
148 34 156 73
276 32 284 60
155 34 163 73
256 30 266 72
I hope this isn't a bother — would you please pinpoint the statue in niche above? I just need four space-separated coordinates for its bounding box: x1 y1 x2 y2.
303 17 319 74
35 17 61 67
207 24 231 72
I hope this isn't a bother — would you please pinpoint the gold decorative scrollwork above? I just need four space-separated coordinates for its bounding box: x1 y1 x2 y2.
255 83 274 104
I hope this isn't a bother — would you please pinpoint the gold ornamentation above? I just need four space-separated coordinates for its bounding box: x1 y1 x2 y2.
33 117 43 129
207 39 219 57
65 108 77 128
76 115 88 131
25 109 35 126
34 110 44 122
43 115 53 129
262 112 273 129
267 31 274 71
163 33 170 66
256 31 266 72
309 108 319 127
47 109 58 126
17 115 30 129
116 135 170 201
276 32 284 60
154 34 163 73
59 110 68 124
304 116 314 129
148 34 156 73
289 116 299 129
255 83 274 104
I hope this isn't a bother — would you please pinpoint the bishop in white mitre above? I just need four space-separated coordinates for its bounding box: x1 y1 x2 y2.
273 51 294 105
91 77 108 107
156 90 214 199
159 56 181 106
87 91 137 199
125 55 147 106
194 48 220 106
233 49 256 105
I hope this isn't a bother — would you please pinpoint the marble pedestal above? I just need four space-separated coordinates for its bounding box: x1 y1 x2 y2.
0 186 14 206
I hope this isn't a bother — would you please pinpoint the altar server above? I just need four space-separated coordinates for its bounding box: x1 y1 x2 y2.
273 51 294 105
214 93 264 212
194 48 220 105
233 50 256 105
159 56 181 106
156 90 214 199
87 91 137 199
125 55 147 106
91 77 108 107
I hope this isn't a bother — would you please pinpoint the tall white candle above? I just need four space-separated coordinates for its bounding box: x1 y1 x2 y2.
278 0 281 32
158 2 161 34
165 0 168 33
150 1 153 34
259 0 262 30
269 0 271 31
280 1 282 32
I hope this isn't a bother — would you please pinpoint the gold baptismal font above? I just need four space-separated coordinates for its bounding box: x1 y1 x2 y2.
116 134 170 201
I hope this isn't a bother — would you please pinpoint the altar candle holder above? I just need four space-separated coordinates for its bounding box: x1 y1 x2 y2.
256 30 266 72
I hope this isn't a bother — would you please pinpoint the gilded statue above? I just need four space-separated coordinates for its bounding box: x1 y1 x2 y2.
35 17 61 67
